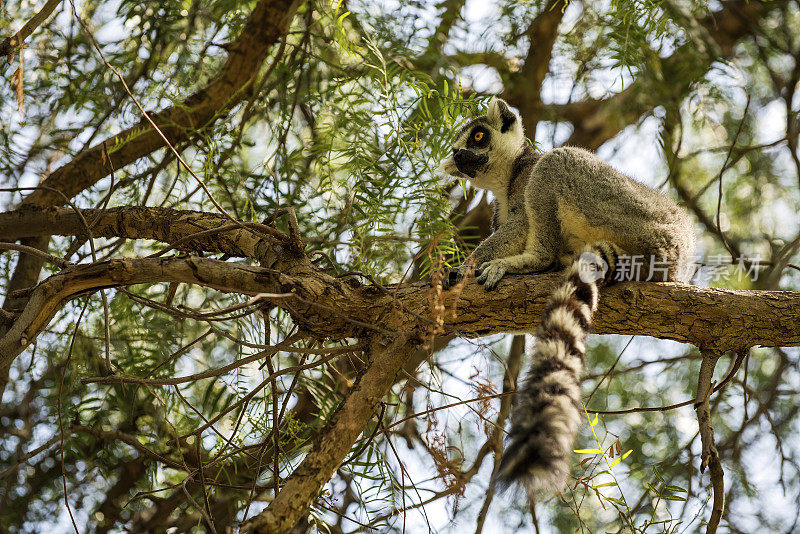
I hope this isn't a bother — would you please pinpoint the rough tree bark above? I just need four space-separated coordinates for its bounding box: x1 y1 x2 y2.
522 0 785 149
3 206 798 365
2 216 800 373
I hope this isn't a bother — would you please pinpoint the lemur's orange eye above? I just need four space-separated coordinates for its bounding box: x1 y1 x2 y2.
473 131 484 142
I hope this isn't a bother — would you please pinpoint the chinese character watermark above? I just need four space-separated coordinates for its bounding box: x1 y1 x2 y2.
594 254 764 283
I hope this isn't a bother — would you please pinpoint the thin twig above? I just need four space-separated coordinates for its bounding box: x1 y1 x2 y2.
695 350 725 534
82 342 364 386
0 432 63 480
0 0 62 58
181 477 219 534
587 349 746 415
715 94 750 260
58 299 89 534
262 313 281 499
0 241 72 268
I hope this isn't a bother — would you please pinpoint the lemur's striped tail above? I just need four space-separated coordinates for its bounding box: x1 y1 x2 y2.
496 242 620 495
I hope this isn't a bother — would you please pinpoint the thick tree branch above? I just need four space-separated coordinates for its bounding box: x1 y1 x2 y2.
0 206 289 263
424 0 465 56
510 0 567 134
92 459 147 534
2 254 799 368
20 0 302 209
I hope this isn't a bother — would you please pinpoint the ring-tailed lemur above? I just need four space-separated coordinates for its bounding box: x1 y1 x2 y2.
439 98 695 495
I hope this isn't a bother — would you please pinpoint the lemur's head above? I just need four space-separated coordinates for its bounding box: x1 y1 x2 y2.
439 97 525 190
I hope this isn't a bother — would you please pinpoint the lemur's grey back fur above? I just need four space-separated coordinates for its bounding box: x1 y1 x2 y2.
439 98 694 495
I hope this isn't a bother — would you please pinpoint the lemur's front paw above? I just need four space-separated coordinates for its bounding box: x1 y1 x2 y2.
476 260 507 291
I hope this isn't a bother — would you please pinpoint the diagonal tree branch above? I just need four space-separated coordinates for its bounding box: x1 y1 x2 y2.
241 334 416 533
0 0 62 59
424 0 465 58
509 0 568 134
20 0 303 209
0 0 303 397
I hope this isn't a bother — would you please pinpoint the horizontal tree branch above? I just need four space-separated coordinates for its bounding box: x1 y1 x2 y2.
0 206 288 263
2 254 798 369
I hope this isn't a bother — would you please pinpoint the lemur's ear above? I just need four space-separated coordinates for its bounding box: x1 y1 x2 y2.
487 97 518 133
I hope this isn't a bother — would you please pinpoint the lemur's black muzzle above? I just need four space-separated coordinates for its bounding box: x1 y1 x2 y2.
454 149 488 178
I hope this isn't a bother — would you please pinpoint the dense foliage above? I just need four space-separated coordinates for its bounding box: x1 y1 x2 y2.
1 0 799 532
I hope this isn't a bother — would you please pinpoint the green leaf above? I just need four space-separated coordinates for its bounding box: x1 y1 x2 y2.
608 449 633 467
336 11 350 28
653 466 665 482
592 482 619 488
665 485 688 493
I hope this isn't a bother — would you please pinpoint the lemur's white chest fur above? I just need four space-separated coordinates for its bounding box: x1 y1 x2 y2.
487 171 513 225
484 150 523 227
